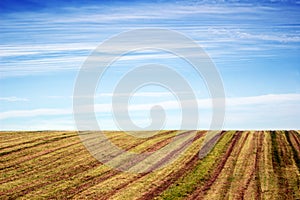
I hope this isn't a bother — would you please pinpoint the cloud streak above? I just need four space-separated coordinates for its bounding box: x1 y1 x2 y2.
1 93 299 130
0 1 299 130
1 1 299 77
0 96 28 102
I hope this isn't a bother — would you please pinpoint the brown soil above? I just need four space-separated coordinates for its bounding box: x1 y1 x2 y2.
187 131 244 199
237 131 263 200
59 131 185 198
99 131 205 200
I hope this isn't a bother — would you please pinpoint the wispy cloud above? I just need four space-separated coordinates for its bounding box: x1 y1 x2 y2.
209 28 300 43
1 1 299 77
0 116 75 131
1 93 299 130
0 96 28 102
0 108 70 120
0 1 299 130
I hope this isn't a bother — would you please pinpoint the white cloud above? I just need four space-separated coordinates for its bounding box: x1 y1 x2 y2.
1 1 299 78
209 28 300 43
0 43 96 57
1 93 299 130
0 96 28 102
0 117 75 131
0 108 71 120
226 93 300 107
224 94 300 130
53 4 271 23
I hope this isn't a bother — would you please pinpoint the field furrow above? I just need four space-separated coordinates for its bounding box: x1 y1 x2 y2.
1 130 299 199
20 131 183 199
157 130 237 199
76 131 205 199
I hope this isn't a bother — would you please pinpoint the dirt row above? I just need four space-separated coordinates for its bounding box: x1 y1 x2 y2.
69 131 205 199
1 131 299 199
187 131 245 199
136 131 206 200
59 131 185 198
187 131 300 200
270 131 300 199
25 131 191 199
1 131 177 198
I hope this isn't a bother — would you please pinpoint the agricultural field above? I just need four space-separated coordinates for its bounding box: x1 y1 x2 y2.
0 130 299 199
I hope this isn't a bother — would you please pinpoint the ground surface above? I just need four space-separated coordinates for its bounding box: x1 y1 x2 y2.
1 130 299 199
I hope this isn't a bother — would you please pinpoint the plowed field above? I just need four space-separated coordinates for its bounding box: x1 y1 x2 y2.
1 131 299 199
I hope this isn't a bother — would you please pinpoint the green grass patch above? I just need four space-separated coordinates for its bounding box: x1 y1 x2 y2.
156 131 236 200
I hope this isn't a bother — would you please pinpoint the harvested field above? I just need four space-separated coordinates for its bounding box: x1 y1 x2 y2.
1 131 299 199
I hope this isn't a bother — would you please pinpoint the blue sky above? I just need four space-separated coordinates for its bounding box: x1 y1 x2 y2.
0 0 300 130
